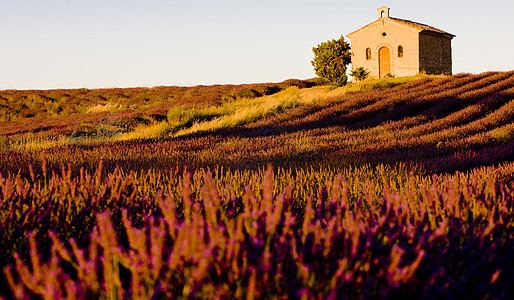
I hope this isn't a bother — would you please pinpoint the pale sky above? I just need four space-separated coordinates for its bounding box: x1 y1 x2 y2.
1 0 513 90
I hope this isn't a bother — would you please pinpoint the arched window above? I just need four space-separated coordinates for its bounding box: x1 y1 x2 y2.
366 48 371 60
398 45 403 58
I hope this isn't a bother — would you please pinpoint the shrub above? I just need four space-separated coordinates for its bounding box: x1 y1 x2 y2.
350 67 371 82
236 89 261 99
255 85 282 96
311 35 351 87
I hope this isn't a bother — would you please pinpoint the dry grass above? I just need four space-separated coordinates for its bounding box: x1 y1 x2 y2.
2 76 427 147
117 121 172 141
85 103 124 114
172 87 303 137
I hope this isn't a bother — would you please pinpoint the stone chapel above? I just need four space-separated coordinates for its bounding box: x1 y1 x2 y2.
346 7 455 78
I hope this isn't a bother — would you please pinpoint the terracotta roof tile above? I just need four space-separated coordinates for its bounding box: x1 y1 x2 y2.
390 17 455 37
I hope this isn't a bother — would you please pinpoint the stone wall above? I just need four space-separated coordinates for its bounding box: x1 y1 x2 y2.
419 32 453 75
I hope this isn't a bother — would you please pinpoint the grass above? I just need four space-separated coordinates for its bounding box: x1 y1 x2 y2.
117 121 172 141
1 74 487 150
85 102 125 114
0 79 323 148
117 87 305 141
345 75 426 93
0 74 454 151
173 87 303 137
7 134 117 151
0 75 426 147
118 77 423 140
170 77 426 137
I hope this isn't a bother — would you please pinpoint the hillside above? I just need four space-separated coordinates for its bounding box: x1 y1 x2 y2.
0 79 319 146
0 71 513 299
1 72 512 174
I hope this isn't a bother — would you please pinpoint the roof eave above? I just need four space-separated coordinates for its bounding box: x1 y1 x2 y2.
346 19 381 38
419 29 456 39
389 18 455 38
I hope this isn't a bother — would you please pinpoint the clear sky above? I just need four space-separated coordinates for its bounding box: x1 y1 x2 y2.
1 0 513 90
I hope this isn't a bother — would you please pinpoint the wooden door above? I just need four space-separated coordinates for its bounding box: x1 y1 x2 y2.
379 47 390 77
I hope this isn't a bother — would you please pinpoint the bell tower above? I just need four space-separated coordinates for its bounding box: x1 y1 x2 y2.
378 6 390 19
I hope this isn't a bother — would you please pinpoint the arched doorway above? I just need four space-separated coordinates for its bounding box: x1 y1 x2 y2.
379 46 391 77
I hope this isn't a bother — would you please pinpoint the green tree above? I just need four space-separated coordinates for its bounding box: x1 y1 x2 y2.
350 67 371 82
311 35 351 87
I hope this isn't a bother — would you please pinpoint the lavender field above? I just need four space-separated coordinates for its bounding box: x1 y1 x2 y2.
0 72 513 299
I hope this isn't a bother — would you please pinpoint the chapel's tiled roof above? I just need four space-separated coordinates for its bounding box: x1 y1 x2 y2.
389 17 455 37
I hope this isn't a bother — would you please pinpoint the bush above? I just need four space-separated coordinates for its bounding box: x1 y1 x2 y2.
311 35 351 87
236 89 261 99
305 77 329 86
282 79 310 89
350 67 371 82
255 85 282 96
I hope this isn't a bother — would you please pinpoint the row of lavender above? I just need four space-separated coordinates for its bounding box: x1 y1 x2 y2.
1 162 513 298
257 71 513 129
0 71 513 298
1 72 512 177
0 162 420 267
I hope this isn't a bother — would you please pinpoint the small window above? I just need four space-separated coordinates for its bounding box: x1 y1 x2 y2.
398 45 403 57
366 48 371 60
